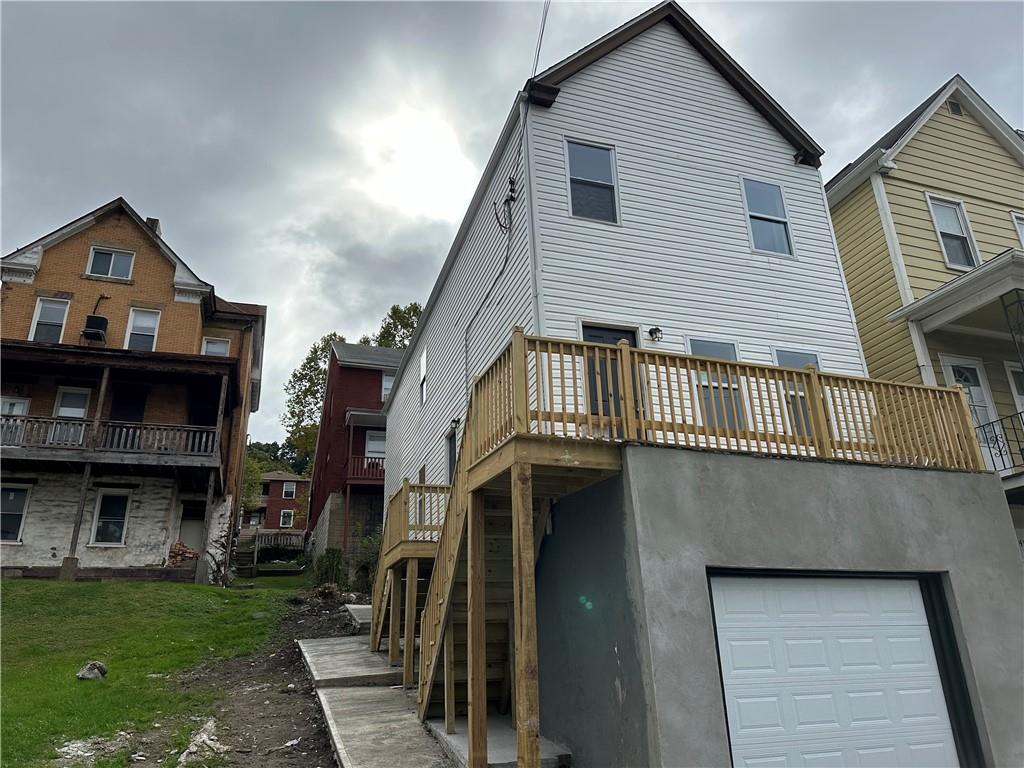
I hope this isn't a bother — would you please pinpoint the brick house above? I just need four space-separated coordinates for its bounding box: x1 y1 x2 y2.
0 197 265 582
245 470 310 531
307 341 403 563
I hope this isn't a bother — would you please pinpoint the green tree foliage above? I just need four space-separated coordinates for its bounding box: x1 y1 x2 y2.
241 446 291 512
358 302 422 349
282 331 345 438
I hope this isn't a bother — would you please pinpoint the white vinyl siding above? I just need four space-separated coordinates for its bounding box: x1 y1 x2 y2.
527 21 865 377
384 111 535 497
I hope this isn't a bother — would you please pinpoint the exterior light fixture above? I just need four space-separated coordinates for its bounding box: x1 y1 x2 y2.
648 327 664 342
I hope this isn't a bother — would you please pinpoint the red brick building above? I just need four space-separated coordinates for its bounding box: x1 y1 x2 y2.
245 470 309 531
307 341 403 560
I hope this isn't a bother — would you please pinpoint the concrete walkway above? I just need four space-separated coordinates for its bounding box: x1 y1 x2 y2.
298 636 401 687
426 717 572 768
344 603 372 634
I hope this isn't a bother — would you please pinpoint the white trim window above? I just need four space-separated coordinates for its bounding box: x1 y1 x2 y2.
282 481 296 499
125 308 161 351
382 371 395 401
775 349 820 437
419 350 428 406
1012 212 1024 248
365 430 387 458
1 397 30 416
566 140 618 223
690 338 744 430
51 387 90 445
280 510 294 528
91 489 130 545
87 247 134 280
1 397 30 445
926 195 979 270
30 298 70 343
742 178 793 256
1 485 31 543
202 337 230 356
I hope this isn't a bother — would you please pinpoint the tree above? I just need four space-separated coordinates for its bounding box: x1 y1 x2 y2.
359 302 421 349
241 446 291 511
282 332 345 438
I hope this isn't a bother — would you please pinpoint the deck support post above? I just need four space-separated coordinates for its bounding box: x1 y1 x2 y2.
511 462 540 767
89 366 110 449
444 611 456 734
195 468 216 584
61 462 93 578
403 557 419 687
511 327 529 435
467 489 488 768
389 565 403 665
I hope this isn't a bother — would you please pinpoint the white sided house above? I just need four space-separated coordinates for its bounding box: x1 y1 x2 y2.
369 4 1021 768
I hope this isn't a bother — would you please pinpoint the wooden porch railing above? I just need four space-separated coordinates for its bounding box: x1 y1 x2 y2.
0 416 217 456
349 455 386 480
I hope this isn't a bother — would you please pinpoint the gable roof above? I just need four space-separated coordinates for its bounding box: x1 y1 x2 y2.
826 74 1024 205
2 197 210 290
260 470 307 482
332 340 405 370
526 0 824 167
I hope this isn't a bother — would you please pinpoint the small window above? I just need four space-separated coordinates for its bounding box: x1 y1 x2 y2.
125 309 160 351
260 482 270 496
567 141 617 223
30 298 69 343
202 337 230 356
947 100 963 117
1 486 30 543
280 510 294 528
87 248 134 279
282 481 296 499
743 179 793 256
382 371 395 401
92 490 129 545
928 197 978 269
365 430 386 458
1 397 29 416
775 350 819 370
690 339 744 431
419 350 428 405
1012 212 1024 247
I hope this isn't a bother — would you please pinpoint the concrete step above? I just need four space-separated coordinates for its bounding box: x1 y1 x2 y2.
425 716 571 768
299 636 402 688
344 604 372 634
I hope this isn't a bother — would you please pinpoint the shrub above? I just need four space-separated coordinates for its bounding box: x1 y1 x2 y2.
313 548 346 588
350 532 382 594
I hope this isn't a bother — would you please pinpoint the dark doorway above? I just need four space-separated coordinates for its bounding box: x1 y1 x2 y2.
581 325 637 419
110 386 147 422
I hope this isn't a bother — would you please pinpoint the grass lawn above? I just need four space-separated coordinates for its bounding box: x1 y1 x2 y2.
233 573 310 590
1 580 290 767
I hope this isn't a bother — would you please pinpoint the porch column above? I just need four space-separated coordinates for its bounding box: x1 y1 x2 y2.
194 468 216 584
89 366 110 449
213 374 229 454
467 489 488 768
61 462 93 579
389 565 403 665
403 557 419 688
510 462 540 767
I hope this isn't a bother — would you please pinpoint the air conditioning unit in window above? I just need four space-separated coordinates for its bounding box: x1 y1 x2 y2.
82 314 108 343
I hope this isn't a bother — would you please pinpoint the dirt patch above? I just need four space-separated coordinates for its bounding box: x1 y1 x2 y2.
177 588 365 767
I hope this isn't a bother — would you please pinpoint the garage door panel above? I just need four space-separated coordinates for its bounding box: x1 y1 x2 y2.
711 576 958 768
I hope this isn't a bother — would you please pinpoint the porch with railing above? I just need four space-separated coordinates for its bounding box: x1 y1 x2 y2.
1 415 218 457
348 455 386 481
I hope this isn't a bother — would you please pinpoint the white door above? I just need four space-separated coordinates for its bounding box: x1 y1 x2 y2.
940 356 999 471
710 576 959 767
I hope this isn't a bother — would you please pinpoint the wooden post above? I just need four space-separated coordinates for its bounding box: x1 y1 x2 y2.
957 388 986 471
195 468 217 584
510 462 540 767
616 340 636 441
213 374 229 452
511 327 529 435
805 367 835 459
61 462 93 578
403 557 420 688
444 611 456 734
89 366 110 448
467 490 488 768
401 478 411 538
389 566 403 665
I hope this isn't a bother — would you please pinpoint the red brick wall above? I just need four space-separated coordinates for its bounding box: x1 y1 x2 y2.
262 478 310 530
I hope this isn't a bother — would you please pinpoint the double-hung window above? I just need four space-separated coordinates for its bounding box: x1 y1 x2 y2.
382 371 395 401
202 337 230 356
87 248 134 279
125 308 160 351
776 349 820 437
1 398 29 445
743 179 793 256
280 510 294 528
282 481 296 499
1 486 30 543
927 196 979 269
567 141 617 223
92 490 130 545
690 339 744 431
31 298 69 343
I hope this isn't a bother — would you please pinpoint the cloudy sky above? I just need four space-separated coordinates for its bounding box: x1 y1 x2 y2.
3 1 1021 441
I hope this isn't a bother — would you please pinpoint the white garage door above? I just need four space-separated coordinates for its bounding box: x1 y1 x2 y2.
710 576 959 767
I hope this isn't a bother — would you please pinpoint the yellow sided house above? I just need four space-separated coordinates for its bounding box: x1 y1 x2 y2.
827 75 1024 530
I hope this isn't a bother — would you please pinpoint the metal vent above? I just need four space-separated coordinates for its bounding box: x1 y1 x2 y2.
948 100 964 117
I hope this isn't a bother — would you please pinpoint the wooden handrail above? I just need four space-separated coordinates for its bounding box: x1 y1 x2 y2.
0 416 218 456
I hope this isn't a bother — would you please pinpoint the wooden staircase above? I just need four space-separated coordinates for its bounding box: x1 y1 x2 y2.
233 527 257 578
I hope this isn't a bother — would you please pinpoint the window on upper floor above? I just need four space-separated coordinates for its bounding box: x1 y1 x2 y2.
1012 212 1024 248
125 308 161 351
202 337 230 356
365 430 386 458
775 350 819 370
260 482 270 496
282 481 296 499
567 140 618 223
382 371 395 401
87 248 134 280
742 178 793 256
30 298 69 343
775 349 820 437
927 196 979 270
419 350 428 405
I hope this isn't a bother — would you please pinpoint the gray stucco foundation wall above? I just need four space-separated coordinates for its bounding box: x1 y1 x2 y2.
621 446 1023 767
536 475 655 768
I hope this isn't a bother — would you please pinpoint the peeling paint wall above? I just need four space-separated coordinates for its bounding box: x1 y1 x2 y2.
202 494 232 583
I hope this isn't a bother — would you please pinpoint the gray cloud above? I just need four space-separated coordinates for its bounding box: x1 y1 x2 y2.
4 1 1021 440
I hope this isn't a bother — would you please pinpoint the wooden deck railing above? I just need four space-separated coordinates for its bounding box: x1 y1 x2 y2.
349 455 386 480
0 416 217 456
464 329 984 472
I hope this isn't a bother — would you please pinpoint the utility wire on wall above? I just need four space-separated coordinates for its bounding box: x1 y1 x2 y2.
463 0 552 403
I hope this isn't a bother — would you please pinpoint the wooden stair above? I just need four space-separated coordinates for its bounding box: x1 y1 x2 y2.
233 528 257 577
